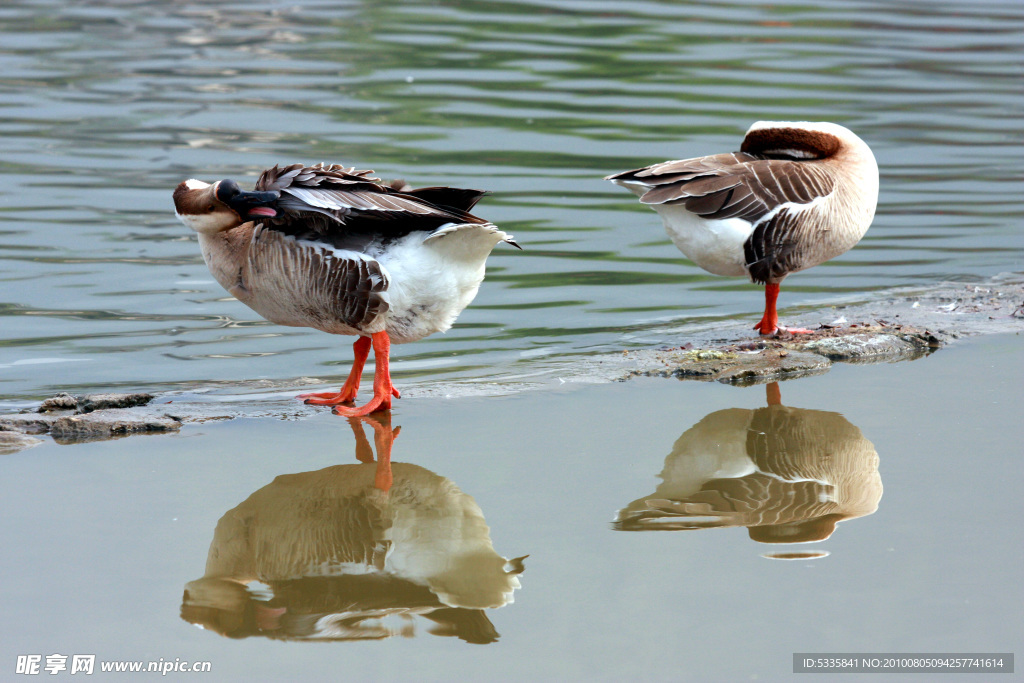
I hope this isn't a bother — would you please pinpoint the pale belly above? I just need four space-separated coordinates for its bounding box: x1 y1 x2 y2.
377 252 487 345
653 205 751 278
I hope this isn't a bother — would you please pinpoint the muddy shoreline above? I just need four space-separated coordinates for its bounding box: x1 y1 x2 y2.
2 279 1021 453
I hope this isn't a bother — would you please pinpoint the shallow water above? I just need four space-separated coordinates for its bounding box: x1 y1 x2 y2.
3 334 1022 680
1 0 1022 399
1 1 1023 681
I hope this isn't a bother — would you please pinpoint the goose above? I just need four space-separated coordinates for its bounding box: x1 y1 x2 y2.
606 121 878 335
173 163 518 415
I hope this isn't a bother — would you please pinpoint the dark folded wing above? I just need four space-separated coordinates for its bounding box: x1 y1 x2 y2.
609 153 836 282
255 163 488 244
401 186 487 213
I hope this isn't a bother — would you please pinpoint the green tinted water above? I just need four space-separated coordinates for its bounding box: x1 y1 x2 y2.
1 0 1021 399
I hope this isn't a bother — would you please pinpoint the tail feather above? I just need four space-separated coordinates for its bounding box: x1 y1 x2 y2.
424 222 520 251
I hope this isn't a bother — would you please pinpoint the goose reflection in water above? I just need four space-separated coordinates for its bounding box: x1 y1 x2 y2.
182 413 526 643
615 383 881 547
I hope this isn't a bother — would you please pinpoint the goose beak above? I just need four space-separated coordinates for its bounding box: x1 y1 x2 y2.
216 179 280 219
233 192 280 219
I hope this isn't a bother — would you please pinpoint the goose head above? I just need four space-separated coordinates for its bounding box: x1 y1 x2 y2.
173 178 280 234
742 121 878 190
740 121 868 160
741 121 880 223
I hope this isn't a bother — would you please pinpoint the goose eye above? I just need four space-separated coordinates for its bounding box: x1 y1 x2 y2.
207 205 215 212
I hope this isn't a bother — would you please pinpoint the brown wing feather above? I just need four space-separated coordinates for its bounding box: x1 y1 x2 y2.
249 226 389 332
609 153 836 224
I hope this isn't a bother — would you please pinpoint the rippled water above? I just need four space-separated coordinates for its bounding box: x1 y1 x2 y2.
1 0 1022 400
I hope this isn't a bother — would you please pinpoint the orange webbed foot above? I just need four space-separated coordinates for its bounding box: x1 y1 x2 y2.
332 393 393 416
297 336 371 406
297 388 358 406
754 322 815 337
332 331 397 416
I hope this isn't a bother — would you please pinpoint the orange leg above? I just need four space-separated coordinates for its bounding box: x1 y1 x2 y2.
332 331 401 417
753 283 781 335
298 336 372 405
753 283 813 335
766 381 782 406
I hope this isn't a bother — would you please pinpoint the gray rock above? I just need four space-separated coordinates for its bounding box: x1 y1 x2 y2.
0 412 65 435
38 392 154 414
77 392 154 413
38 393 78 412
716 350 832 384
48 409 181 444
630 348 831 385
802 333 928 362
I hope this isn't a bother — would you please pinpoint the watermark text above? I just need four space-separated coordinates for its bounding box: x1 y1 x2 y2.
16 655 211 676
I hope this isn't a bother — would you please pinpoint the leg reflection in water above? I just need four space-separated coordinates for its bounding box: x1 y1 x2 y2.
347 411 399 493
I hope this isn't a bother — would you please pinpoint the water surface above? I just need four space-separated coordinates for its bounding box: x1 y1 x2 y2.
1 0 1022 399
2 333 1021 680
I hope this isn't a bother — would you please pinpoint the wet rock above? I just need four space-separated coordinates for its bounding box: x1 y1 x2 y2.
38 392 154 414
631 348 831 385
48 409 181 444
798 330 935 362
0 430 44 455
620 319 983 386
78 392 154 413
0 412 64 435
2 398 181 446
716 350 831 384
683 349 736 361
38 393 78 412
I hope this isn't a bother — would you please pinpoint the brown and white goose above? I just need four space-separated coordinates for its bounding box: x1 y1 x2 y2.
173 163 518 415
606 121 878 335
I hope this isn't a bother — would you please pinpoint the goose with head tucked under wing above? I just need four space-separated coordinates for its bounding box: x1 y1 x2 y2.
605 121 878 335
173 163 518 416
